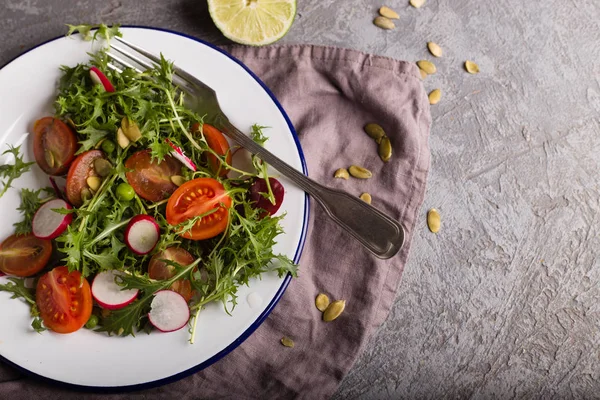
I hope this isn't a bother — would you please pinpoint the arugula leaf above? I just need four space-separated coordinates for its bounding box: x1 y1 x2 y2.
66 23 122 43
0 146 35 199
13 187 53 235
0 277 45 333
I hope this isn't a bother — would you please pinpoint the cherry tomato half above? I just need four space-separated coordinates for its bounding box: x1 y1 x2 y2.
33 117 78 176
166 178 232 240
65 149 107 207
0 234 52 277
148 247 194 302
125 150 181 202
192 123 232 177
36 266 93 334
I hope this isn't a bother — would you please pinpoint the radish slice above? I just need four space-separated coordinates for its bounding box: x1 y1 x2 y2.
89 66 115 92
49 177 65 200
32 198 73 240
92 270 139 310
228 147 257 179
124 215 160 255
148 290 190 332
166 139 197 171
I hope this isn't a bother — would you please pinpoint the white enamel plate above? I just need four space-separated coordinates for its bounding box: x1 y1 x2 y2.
0 27 308 389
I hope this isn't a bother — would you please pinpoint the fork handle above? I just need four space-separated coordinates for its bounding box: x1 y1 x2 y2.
219 119 405 259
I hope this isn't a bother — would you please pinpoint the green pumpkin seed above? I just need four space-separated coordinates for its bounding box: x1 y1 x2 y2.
80 188 92 202
121 117 142 142
419 68 428 80
334 168 350 180
171 175 186 186
116 128 130 149
281 336 295 348
410 0 426 8
465 60 480 74
93 158 112 177
373 16 395 30
379 6 399 19
323 300 346 322
378 137 392 162
86 176 102 192
44 149 55 169
360 193 372 204
315 293 330 312
427 42 443 57
349 165 372 179
364 123 386 141
428 89 442 105
427 208 441 233
417 60 436 74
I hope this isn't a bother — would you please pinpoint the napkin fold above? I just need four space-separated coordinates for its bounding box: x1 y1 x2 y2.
0 44 430 399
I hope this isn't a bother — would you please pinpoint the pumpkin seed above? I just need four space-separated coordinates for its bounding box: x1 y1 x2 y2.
44 149 55 169
86 176 102 192
171 175 186 187
410 0 426 8
93 158 112 177
121 117 142 142
349 165 372 179
323 300 346 322
428 89 442 105
116 128 130 149
360 193 372 204
334 168 350 180
80 188 92 202
364 123 386 141
379 6 399 19
281 336 295 348
465 60 480 74
427 208 441 233
419 68 428 80
315 293 330 312
427 42 443 57
378 137 392 162
373 16 395 30
417 60 436 74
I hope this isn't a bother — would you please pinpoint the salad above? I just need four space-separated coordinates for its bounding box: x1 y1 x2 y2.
0 25 296 342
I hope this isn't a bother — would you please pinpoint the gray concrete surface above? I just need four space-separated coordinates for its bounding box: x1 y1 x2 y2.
2 0 600 398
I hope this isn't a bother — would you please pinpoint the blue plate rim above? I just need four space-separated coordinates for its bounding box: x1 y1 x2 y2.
0 25 309 393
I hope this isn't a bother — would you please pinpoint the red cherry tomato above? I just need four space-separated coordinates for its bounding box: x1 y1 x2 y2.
166 178 231 240
33 117 78 176
125 150 181 202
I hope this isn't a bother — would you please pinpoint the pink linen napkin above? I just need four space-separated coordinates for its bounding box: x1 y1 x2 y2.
0 44 431 399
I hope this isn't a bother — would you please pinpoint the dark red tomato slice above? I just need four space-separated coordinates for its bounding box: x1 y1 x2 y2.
125 150 182 202
166 178 232 240
33 117 78 176
65 149 106 207
36 266 92 334
250 178 285 218
0 234 52 277
148 247 194 302
192 123 232 177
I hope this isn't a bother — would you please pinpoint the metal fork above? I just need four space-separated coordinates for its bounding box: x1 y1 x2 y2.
107 36 405 259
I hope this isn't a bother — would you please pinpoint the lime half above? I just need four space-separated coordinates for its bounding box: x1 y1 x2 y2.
208 0 297 46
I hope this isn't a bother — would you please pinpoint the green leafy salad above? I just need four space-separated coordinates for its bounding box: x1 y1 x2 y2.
0 25 296 342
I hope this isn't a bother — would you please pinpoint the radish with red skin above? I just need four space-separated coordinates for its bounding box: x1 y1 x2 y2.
32 198 73 240
91 270 139 310
148 290 190 332
89 66 115 92
124 215 160 255
249 177 285 218
48 177 65 201
166 139 197 171
228 147 257 179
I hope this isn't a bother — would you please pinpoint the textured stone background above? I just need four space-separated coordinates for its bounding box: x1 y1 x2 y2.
2 0 600 398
